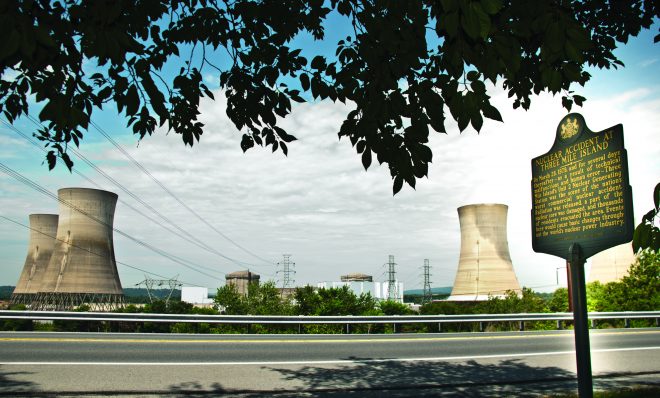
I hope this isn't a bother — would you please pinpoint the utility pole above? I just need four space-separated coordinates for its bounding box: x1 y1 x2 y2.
276 254 295 289
387 254 398 301
422 259 432 304
135 275 182 305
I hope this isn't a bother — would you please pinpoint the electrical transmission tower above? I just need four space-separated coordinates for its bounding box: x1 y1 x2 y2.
135 275 182 305
387 254 398 301
422 259 432 304
276 254 295 289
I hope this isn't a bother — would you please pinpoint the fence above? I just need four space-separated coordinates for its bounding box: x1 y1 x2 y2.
1 310 658 333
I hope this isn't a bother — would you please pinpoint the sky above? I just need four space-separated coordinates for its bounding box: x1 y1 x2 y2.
1 21 658 294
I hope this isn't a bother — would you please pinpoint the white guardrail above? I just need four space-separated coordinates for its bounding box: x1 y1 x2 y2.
1 310 658 330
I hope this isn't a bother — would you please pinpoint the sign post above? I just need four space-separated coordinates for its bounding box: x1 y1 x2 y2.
531 113 634 397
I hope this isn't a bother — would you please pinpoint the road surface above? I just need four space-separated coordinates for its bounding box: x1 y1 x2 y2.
1 328 658 397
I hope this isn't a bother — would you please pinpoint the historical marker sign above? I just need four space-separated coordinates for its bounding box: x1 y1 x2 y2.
531 113 634 260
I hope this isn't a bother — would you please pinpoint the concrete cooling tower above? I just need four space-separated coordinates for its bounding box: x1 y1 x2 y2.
34 188 124 311
448 204 521 301
588 242 637 284
10 214 59 306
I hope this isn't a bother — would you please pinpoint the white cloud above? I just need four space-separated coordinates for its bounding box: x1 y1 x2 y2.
1 78 658 294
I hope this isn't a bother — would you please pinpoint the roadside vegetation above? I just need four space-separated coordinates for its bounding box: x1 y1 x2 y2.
1 250 657 333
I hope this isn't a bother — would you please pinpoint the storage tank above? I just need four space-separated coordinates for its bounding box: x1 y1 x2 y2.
448 204 521 300
588 242 636 284
10 214 59 306
341 273 373 282
35 188 123 310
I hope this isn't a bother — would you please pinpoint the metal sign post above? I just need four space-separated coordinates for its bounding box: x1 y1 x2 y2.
569 243 592 398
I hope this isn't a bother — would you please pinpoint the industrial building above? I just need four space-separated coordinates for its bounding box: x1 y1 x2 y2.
181 286 214 306
448 203 521 301
588 243 637 284
10 214 59 305
225 270 260 296
32 188 124 311
317 278 404 303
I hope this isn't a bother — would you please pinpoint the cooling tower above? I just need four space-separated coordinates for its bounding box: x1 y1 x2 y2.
10 214 59 306
35 188 123 311
448 204 521 301
588 243 636 284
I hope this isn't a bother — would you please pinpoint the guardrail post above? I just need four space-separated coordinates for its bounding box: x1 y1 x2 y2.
519 321 525 331
656 318 659 327
479 322 485 332
590 319 595 329
557 320 563 330
246 324 251 334
624 319 630 328
438 322 442 333
393 323 397 334
346 323 350 334
298 324 302 334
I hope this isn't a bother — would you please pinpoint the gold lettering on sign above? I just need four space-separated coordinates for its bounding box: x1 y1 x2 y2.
532 130 625 240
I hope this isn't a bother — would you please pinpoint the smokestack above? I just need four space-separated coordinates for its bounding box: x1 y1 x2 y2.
10 214 59 306
448 204 521 301
588 242 636 284
35 188 123 311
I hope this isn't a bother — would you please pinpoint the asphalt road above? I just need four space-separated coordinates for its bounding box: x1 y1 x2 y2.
1 328 658 397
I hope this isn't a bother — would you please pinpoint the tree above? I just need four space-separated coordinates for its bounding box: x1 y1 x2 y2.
633 183 660 253
1 1 657 193
546 287 569 313
214 283 249 314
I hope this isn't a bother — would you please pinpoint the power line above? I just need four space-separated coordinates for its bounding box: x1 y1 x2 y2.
3 119 271 275
0 162 225 281
0 215 202 287
17 116 266 272
89 120 273 266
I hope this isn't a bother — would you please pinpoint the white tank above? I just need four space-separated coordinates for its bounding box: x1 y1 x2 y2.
588 243 636 284
448 204 521 300
36 188 123 310
10 214 59 305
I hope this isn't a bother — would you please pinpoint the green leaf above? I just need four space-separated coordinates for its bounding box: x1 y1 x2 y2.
442 12 459 36
300 74 310 91
361 149 372 170
240 134 254 152
480 0 502 15
441 0 458 12
461 6 481 39
393 175 403 195
125 85 140 116
482 104 502 122
310 56 326 70
654 182 659 211
46 151 57 170
473 3 491 39
471 112 483 131
633 223 652 253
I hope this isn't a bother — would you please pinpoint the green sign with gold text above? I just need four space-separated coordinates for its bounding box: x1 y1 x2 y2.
531 113 634 260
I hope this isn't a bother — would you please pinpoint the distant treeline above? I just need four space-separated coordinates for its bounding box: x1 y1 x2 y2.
1 250 656 335
0 286 13 300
